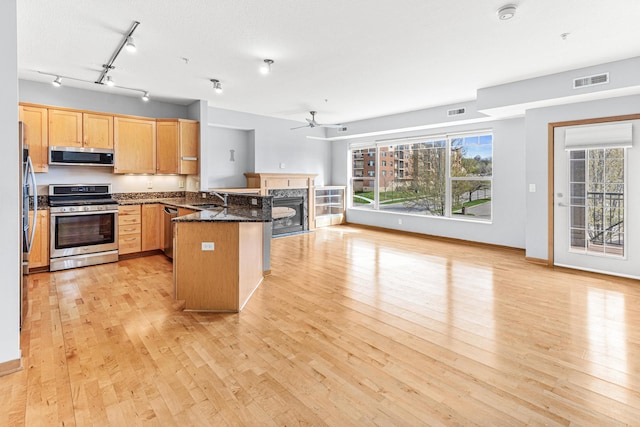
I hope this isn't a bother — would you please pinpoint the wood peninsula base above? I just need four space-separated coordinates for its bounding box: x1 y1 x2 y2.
174 221 264 312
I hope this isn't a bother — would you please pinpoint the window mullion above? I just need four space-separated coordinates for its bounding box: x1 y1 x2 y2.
445 137 452 217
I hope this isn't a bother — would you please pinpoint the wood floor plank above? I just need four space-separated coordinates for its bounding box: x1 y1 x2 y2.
2 225 640 425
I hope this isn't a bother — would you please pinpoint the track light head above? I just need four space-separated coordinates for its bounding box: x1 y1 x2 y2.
52 76 62 87
105 76 115 87
210 79 223 94
142 91 150 101
260 59 274 75
125 36 137 52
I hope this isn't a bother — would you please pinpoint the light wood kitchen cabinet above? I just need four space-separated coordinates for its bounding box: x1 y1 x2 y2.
141 204 162 251
156 119 199 175
83 113 114 149
48 109 83 147
177 208 196 217
114 117 157 174
118 205 142 254
28 210 49 269
19 104 48 172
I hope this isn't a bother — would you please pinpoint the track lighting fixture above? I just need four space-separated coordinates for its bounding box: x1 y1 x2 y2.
210 79 223 94
96 20 140 85
38 71 150 102
260 59 274 75
125 36 137 53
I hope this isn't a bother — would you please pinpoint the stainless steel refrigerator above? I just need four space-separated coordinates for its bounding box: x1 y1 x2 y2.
20 121 37 328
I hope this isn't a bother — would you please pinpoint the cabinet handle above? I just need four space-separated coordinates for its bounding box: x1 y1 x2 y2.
124 238 137 242
122 227 136 232
181 156 197 161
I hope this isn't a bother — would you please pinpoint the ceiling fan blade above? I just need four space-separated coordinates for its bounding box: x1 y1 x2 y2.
290 124 310 130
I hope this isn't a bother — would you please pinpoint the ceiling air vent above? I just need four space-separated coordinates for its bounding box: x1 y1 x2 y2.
337 126 348 133
447 107 466 117
573 72 609 89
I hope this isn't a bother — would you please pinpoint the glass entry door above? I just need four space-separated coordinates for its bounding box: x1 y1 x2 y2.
553 120 639 279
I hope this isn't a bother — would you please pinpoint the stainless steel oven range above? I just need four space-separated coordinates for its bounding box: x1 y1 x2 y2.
49 184 119 271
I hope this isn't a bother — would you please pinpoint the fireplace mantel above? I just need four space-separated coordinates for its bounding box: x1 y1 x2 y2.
244 173 317 229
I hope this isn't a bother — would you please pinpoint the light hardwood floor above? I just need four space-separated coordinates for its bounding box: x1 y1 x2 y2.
2 225 640 426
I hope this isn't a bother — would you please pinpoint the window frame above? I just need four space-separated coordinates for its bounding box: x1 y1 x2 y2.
349 129 493 222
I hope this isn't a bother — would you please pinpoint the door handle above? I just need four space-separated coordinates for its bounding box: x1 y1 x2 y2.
558 202 568 207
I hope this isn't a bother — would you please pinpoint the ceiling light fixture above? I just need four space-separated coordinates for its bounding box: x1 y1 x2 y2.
38 71 150 101
105 76 115 87
96 20 140 84
497 4 517 20
125 36 137 53
260 59 274 75
210 79 223 94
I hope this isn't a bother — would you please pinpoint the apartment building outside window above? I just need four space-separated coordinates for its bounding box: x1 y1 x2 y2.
350 131 493 221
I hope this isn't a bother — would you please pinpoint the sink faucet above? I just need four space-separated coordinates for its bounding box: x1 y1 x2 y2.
210 191 228 207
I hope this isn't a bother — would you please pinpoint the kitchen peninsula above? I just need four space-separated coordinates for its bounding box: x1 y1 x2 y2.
172 197 271 312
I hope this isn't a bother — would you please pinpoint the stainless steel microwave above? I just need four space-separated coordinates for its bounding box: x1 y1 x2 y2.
49 146 115 167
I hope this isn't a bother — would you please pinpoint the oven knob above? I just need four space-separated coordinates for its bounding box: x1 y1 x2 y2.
68 207 76 212
83 206 90 212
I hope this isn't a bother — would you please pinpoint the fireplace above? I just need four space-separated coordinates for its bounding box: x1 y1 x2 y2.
272 197 304 235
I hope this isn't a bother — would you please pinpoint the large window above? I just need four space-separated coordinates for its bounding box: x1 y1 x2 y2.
350 132 493 221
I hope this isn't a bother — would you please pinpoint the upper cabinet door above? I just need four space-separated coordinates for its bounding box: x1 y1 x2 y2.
156 120 179 174
83 113 114 149
19 105 49 172
49 109 82 147
114 116 157 174
179 120 199 175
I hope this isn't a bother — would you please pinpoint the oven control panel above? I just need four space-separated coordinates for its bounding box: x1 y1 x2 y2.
50 205 118 214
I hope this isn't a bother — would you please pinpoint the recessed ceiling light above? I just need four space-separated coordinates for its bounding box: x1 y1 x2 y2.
142 91 150 101
260 59 274 75
105 76 115 87
497 4 517 20
52 76 62 87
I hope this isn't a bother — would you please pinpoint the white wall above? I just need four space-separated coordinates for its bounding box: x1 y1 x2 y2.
0 0 21 365
19 80 189 119
207 126 251 188
524 94 640 260
206 106 331 188
334 115 527 249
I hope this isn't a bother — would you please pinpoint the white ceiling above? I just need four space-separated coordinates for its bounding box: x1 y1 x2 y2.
17 0 640 125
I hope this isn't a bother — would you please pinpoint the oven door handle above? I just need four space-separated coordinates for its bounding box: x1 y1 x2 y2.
50 209 119 217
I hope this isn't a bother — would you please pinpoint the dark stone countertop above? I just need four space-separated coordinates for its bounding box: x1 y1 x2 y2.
117 197 271 223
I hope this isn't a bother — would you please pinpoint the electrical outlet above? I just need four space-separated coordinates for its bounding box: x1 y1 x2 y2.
251 198 257 205
279 162 286 169
147 180 153 189
178 179 185 188
398 218 403 225
201 242 215 251
202 192 207 198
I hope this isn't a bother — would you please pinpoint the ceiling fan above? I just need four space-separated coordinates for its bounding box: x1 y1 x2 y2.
290 111 346 131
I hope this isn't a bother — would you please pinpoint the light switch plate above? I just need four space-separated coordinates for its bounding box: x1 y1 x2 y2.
529 184 536 193
201 242 215 251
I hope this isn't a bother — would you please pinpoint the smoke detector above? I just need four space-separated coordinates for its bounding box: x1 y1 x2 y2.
497 4 517 20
